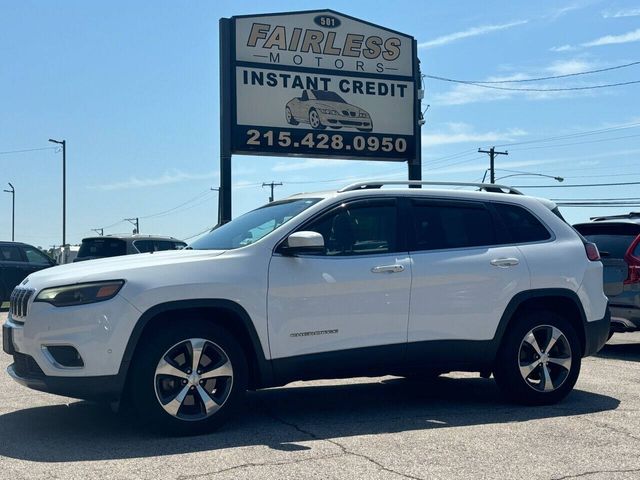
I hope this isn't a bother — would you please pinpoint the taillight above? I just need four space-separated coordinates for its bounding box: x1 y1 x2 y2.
585 242 600 261
624 235 640 284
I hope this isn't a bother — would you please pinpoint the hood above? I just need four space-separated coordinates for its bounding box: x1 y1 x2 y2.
23 249 226 289
317 101 365 114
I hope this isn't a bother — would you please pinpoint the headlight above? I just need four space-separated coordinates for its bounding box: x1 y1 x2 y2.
35 280 125 307
318 108 338 115
358 112 368 118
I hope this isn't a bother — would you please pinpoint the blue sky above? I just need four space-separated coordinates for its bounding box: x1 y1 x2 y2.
1 0 639 247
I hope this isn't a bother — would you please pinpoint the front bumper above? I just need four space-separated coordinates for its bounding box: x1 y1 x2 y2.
583 307 611 356
6 359 123 401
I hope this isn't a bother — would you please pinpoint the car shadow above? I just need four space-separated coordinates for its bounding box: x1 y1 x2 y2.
0 376 619 463
597 342 640 362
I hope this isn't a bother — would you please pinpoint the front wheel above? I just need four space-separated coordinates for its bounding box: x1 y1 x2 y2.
308 109 325 130
129 320 248 435
494 310 581 405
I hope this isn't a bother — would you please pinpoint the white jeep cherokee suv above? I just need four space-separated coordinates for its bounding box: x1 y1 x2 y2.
3 181 610 435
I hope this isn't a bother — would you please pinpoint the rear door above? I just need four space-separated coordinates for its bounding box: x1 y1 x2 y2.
406 199 529 362
0 244 28 293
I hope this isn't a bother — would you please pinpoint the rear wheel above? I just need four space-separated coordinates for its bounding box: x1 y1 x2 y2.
285 107 298 125
129 319 247 435
494 310 581 405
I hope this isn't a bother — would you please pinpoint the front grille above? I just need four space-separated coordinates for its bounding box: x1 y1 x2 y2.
10 288 35 318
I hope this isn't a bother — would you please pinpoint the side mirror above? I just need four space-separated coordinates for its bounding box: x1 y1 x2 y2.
282 231 324 255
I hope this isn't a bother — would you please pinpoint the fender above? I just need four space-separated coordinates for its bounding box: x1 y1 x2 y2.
488 288 589 359
118 299 274 388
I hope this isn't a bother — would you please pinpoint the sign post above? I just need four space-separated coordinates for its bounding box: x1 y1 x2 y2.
218 9 422 224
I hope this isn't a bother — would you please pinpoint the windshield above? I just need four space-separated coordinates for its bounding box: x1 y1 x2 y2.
190 198 321 250
312 90 346 103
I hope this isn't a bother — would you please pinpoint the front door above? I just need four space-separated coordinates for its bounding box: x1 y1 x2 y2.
268 198 411 377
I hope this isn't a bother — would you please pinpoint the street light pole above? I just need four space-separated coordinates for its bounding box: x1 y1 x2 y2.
3 183 15 241
49 138 66 246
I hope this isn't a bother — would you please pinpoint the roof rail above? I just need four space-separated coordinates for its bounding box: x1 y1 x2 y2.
590 212 640 221
338 180 523 195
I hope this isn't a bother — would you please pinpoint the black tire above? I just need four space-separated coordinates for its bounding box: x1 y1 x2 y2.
308 109 325 130
494 310 581 405
285 107 298 125
128 319 248 435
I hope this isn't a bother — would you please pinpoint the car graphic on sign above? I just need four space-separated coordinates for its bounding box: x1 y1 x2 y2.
285 90 373 132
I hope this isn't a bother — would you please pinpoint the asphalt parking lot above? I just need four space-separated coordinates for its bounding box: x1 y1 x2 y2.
1 310 639 480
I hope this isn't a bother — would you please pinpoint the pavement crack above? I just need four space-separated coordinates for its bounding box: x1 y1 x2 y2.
259 402 425 480
175 453 346 479
579 416 640 443
552 467 640 479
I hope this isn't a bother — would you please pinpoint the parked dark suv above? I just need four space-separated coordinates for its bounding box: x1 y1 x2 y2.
0 241 56 305
574 213 640 338
74 235 187 262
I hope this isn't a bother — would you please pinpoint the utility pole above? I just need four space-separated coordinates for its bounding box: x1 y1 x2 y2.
262 182 282 203
49 138 66 245
3 182 15 241
91 228 104 236
478 147 508 183
124 217 139 234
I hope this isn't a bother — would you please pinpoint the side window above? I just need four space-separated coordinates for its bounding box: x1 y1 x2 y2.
493 203 551 243
23 246 52 265
411 201 497 251
134 240 155 253
304 201 397 256
301 91 309 101
0 246 23 262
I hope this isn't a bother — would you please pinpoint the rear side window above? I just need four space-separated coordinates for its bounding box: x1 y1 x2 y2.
581 234 637 259
410 201 496 251
0 246 22 262
77 239 127 259
493 203 551 243
133 240 154 253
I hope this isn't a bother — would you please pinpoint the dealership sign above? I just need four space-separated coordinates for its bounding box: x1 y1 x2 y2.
221 10 419 161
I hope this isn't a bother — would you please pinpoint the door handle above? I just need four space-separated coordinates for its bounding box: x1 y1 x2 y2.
371 264 405 273
490 258 520 268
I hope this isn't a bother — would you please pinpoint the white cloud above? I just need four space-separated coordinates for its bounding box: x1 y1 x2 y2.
89 169 218 191
549 44 577 52
546 59 594 75
582 28 640 47
602 8 640 18
422 123 527 147
418 20 528 49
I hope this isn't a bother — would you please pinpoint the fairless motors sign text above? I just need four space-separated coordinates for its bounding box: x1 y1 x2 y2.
224 10 418 161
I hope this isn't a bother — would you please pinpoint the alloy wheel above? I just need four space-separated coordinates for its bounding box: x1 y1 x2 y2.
309 110 320 128
154 338 233 421
518 325 572 393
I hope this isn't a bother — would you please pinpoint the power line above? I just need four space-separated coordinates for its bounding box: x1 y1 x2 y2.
425 76 640 91
510 133 640 151
514 181 640 188
0 146 57 155
182 226 215 242
494 122 640 148
424 61 640 84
